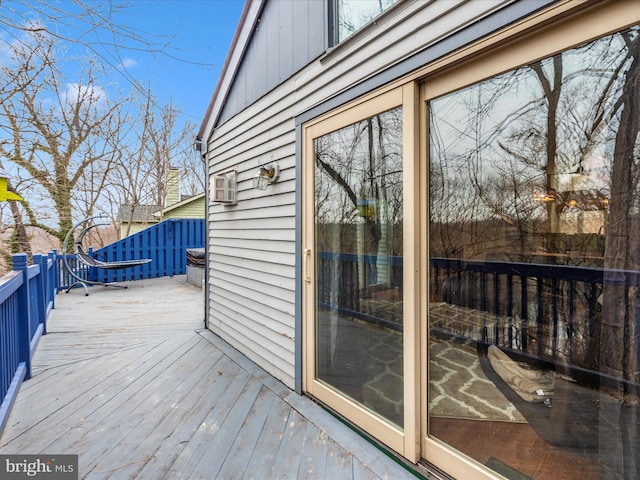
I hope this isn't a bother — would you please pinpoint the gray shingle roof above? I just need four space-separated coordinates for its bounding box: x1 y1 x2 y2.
116 204 162 223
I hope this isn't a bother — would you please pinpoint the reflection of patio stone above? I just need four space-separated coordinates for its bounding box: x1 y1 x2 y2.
364 371 404 419
389 355 403 376
371 343 401 363
360 322 404 426
317 305 404 427
360 298 404 327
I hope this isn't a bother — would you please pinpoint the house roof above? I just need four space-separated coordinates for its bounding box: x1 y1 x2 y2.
152 192 205 218
197 0 262 145
116 204 162 223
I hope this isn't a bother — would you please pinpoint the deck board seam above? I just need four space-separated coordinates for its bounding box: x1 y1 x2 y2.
197 329 292 399
83 344 227 477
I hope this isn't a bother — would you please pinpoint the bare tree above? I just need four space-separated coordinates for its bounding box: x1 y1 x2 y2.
100 90 201 236
0 33 126 246
147 101 198 209
0 0 206 267
601 31 640 400
0 0 173 96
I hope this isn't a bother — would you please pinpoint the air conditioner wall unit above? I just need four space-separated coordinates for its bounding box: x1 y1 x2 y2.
211 171 237 204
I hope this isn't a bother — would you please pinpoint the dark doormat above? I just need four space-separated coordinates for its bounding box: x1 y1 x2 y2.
486 457 533 480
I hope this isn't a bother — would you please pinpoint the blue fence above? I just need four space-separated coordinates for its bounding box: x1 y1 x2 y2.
59 219 205 289
0 252 57 436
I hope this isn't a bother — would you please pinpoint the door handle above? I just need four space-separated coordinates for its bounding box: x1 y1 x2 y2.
304 248 311 283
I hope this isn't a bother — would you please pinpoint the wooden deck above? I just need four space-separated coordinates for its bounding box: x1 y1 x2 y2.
0 276 418 479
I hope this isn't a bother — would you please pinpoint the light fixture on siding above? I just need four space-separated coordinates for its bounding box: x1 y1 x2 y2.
252 163 279 190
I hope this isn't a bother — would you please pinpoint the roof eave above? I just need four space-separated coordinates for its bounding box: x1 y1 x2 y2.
153 192 206 218
197 0 265 145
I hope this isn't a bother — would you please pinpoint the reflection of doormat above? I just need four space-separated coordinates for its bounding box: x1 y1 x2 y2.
429 340 527 423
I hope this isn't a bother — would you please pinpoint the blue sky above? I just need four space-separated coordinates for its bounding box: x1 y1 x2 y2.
0 0 245 224
1 0 245 126
110 0 245 127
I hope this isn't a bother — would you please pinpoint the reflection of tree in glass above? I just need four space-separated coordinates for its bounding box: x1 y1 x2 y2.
601 29 639 399
314 108 402 259
431 29 635 264
336 0 399 43
430 26 639 401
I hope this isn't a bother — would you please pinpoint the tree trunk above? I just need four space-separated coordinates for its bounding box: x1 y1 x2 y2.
602 35 640 401
9 200 31 259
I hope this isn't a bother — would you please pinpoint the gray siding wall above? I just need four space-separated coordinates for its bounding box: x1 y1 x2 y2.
206 0 536 389
218 0 327 125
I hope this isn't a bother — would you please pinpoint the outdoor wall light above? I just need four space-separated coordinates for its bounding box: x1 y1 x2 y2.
252 163 279 190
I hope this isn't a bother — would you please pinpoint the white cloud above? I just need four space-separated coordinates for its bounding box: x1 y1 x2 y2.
63 83 108 109
0 20 43 66
120 57 138 69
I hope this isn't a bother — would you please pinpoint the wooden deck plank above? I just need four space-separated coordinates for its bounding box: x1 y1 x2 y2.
84 341 225 477
269 409 309 480
161 369 254 478
1 343 147 433
51 341 195 448
24 339 150 385
175 379 263 479
243 396 292 478
353 458 380 480
284 392 418 480
0 277 420 480
325 438 355 480
0 335 200 450
6 329 171 398
199 329 292 399
298 421 329 479
5 334 203 454
62 338 215 470
214 385 278 479
131 356 253 480
30 332 189 389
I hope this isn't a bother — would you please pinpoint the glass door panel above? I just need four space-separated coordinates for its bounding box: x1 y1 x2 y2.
312 106 404 427
426 25 640 480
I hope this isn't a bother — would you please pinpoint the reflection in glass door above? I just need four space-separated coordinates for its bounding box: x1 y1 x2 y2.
312 106 404 427
426 25 640 480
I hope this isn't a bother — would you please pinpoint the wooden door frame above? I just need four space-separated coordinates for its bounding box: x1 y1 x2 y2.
301 85 421 460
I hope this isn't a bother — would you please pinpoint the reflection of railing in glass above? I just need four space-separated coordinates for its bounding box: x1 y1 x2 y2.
428 26 640 408
318 251 640 391
317 251 403 331
428 257 640 474
424 21 640 478
430 257 639 390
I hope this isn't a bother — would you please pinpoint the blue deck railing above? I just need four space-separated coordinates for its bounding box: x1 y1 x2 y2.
0 252 57 435
1 218 204 437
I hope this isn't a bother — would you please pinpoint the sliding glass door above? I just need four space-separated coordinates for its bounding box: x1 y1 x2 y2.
314 105 404 422
425 21 640 480
303 5 637 478
303 87 413 454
